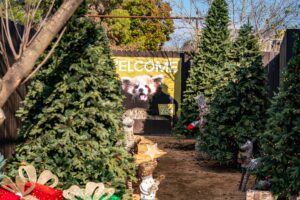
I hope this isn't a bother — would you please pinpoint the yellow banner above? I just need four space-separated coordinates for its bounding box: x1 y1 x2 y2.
158 104 175 116
113 56 181 116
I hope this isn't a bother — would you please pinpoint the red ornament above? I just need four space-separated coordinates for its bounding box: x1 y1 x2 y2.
187 121 199 131
0 187 20 200
25 183 63 200
187 124 195 131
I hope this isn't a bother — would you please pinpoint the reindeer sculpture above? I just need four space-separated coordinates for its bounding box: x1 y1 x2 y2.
187 94 208 131
238 138 261 192
195 94 208 130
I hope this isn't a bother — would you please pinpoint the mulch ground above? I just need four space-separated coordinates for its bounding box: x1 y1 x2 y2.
146 136 254 200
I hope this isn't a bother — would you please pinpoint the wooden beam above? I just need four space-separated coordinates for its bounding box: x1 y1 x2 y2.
87 15 204 20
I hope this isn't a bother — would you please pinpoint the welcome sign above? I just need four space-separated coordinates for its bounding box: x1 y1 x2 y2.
113 55 182 117
115 59 179 73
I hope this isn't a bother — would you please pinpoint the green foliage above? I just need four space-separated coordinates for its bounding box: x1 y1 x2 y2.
88 0 123 15
6 18 136 196
107 9 131 45
230 24 263 70
0 0 58 23
89 0 174 50
197 25 268 163
121 0 174 50
257 34 300 198
173 0 232 136
0 0 87 25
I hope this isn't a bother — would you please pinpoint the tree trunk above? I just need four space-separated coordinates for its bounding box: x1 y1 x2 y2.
0 0 83 125
0 108 5 125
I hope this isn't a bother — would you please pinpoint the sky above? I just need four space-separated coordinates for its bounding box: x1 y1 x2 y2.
163 0 300 49
163 0 208 49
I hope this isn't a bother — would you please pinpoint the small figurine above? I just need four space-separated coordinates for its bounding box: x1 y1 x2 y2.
122 115 135 151
139 160 165 200
187 93 208 131
194 93 208 130
238 138 262 192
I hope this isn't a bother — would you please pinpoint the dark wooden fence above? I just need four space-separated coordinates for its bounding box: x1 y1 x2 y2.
264 52 280 97
264 29 300 97
0 84 27 158
0 19 31 158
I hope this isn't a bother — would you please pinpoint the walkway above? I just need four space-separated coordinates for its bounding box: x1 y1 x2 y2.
148 136 248 200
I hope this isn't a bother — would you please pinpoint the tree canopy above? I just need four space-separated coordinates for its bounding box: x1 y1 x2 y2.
89 0 174 50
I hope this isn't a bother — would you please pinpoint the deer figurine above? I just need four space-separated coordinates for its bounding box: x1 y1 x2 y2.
238 138 261 192
187 94 208 131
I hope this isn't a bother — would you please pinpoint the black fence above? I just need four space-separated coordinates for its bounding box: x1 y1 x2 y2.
264 52 280 97
264 29 300 97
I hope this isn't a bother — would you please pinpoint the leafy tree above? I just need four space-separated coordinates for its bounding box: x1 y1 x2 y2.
107 9 131 46
6 18 136 197
257 34 300 198
197 24 268 163
173 0 231 136
88 0 174 50
1 0 53 23
88 0 123 15
122 0 174 50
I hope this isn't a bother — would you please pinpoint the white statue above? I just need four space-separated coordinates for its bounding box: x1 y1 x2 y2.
139 160 165 200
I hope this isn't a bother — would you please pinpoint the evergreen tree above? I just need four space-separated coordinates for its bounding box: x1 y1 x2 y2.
7 18 136 196
174 0 231 136
230 24 263 69
197 25 268 163
257 34 300 198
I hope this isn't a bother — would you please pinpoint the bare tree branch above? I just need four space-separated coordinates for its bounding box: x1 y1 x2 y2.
167 0 299 50
28 0 56 46
7 0 22 41
2 16 19 59
0 0 84 126
231 0 236 30
22 26 67 84
0 107 5 125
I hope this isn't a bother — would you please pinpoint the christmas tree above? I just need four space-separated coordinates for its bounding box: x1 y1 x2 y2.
197 24 268 163
257 34 300 198
230 24 263 70
7 18 136 196
174 0 231 136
